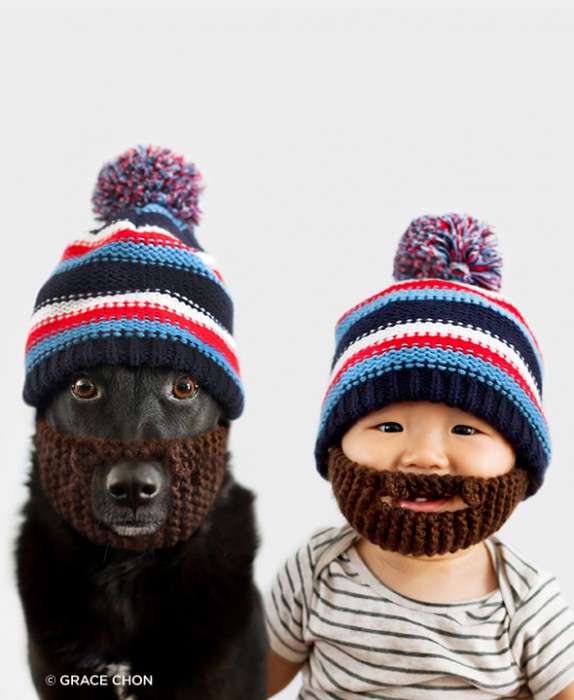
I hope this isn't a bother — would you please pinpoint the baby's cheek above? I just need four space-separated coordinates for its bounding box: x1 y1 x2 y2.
340 435 391 472
457 454 515 479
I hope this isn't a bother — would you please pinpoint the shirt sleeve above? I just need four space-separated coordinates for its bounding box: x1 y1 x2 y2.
264 537 318 664
513 573 574 700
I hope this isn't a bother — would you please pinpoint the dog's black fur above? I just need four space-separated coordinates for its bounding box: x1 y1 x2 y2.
16 366 268 699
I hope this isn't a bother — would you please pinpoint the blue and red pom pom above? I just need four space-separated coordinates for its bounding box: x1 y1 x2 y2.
92 145 204 228
393 213 503 292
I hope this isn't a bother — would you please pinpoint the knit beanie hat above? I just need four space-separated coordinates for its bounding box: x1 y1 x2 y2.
315 214 550 497
24 145 243 419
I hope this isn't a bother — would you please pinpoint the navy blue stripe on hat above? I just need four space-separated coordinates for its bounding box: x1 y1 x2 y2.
333 298 543 393
34 263 234 336
25 145 243 418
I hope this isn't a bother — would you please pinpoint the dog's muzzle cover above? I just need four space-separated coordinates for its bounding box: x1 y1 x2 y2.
34 419 229 550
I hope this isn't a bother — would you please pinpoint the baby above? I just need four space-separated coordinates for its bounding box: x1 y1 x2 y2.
265 214 574 699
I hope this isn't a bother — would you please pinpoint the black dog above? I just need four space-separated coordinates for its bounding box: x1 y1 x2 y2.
16 365 267 699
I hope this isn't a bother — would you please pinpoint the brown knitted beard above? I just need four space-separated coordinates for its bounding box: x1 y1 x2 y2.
34 419 229 550
328 447 529 557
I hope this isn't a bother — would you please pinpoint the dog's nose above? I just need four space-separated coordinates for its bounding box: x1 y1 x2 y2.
105 462 164 509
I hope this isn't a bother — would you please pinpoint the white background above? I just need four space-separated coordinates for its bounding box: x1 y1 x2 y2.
1 1 574 697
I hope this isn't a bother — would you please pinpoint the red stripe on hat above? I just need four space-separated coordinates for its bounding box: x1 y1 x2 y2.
61 228 226 285
325 332 541 413
337 279 540 355
61 228 191 261
26 302 239 374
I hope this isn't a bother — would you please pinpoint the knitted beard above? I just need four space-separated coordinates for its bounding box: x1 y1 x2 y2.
34 419 228 550
328 447 529 557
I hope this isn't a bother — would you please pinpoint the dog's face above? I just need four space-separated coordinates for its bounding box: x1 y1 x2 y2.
42 365 223 540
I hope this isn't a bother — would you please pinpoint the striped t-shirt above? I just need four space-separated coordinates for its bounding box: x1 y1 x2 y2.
265 525 574 699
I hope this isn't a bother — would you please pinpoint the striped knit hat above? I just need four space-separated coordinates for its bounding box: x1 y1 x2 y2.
315 214 550 496
24 145 243 419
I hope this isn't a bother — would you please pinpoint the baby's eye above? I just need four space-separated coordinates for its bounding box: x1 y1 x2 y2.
452 425 477 436
377 422 403 433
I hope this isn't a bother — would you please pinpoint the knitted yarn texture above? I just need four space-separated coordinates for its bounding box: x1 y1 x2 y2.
23 146 243 419
315 214 550 496
34 419 229 550
328 447 529 557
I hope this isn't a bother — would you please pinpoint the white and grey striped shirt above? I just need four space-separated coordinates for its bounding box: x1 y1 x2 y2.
266 525 574 699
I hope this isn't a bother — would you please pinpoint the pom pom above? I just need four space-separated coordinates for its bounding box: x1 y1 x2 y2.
92 145 204 227
393 213 503 291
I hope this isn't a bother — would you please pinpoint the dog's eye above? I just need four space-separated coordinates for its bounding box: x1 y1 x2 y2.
172 376 198 400
71 376 98 400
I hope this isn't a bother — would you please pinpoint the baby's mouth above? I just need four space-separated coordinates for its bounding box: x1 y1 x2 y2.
381 493 465 513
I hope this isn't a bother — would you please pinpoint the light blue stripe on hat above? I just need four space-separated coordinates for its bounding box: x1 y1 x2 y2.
25 318 243 393
320 345 550 457
52 242 228 294
335 285 543 373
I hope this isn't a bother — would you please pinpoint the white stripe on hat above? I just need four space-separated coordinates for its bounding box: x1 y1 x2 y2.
29 291 238 355
330 319 542 407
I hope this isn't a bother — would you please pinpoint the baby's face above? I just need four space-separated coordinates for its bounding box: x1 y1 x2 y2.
341 401 516 514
